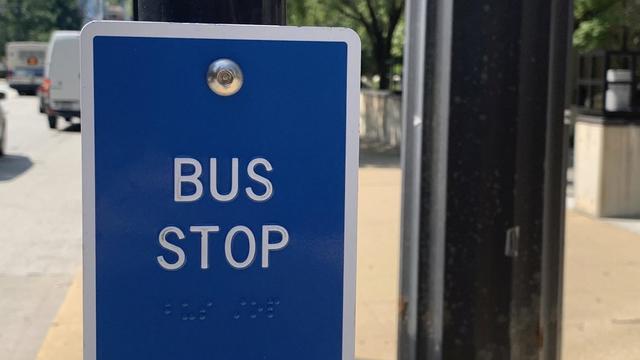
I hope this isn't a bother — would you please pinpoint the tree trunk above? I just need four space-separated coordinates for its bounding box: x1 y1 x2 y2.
375 38 392 90
378 61 391 89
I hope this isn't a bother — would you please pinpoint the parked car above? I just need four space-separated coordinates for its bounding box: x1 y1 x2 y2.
43 31 81 129
5 42 47 95
0 91 6 156
0 62 7 78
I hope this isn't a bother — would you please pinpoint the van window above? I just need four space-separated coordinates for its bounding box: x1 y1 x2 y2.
14 68 44 77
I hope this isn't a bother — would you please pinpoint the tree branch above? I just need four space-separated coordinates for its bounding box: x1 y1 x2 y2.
333 0 378 41
363 0 382 36
386 0 404 39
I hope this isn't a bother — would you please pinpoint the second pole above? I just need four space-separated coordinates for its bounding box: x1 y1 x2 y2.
136 0 286 25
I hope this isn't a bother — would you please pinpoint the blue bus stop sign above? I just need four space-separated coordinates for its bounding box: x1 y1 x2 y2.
81 22 360 360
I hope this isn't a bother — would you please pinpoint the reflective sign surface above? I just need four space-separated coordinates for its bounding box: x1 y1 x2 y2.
82 22 360 360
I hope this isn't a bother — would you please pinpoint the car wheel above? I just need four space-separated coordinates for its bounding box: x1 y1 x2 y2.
48 115 57 129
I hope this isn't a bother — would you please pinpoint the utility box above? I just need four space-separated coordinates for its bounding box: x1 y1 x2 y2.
574 117 640 217
573 51 640 217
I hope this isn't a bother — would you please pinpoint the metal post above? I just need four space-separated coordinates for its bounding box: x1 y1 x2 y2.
136 0 285 25
541 0 572 357
399 0 572 359
132 0 138 21
398 0 450 358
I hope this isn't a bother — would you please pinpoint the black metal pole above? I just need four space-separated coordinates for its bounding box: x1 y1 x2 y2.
132 0 138 21
136 0 286 25
399 0 571 359
540 0 573 357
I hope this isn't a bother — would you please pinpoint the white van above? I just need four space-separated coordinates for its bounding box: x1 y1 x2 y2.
5 42 47 95
43 31 81 129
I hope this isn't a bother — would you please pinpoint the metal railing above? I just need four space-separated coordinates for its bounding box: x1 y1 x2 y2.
575 50 640 119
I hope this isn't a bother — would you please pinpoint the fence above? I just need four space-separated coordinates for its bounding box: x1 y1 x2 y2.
359 90 402 148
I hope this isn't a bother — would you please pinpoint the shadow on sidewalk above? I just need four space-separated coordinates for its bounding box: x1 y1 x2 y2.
360 140 400 169
61 123 81 133
0 154 33 181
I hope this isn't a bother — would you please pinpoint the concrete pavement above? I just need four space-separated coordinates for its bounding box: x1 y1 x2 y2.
562 211 640 359
0 82 82 360
35 272 82 360
355 148 402 359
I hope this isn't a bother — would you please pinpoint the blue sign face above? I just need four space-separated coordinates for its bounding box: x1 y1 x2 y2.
81 22 359 360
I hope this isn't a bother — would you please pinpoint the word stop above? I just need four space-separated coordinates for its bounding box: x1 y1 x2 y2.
156 157 290 270
157 224 289 270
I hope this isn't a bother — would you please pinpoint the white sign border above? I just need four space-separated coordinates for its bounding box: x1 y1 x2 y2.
81 20 360 360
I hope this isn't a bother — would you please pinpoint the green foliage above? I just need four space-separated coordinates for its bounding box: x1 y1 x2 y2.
288 0 405 90
573 0 640 51
288 0 338 26
0 0 82 58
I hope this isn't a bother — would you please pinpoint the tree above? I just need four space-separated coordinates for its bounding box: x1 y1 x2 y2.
574 0 640 51
49 0 83 29
288 0 405 90
0 0 82 58
330 0 403 90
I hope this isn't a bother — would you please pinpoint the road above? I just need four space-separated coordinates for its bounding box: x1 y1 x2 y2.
0 80 82 360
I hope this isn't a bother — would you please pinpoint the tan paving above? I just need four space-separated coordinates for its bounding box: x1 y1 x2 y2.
33 157 640 360
355 161 402 359
562 211 640 359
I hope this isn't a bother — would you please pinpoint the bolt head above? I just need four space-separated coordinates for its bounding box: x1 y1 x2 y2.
207 59 243 96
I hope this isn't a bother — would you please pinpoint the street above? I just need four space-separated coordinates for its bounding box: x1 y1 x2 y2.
0 81 82 360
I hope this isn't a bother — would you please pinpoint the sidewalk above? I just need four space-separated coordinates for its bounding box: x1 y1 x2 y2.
562 211 640 359
35 150 640 359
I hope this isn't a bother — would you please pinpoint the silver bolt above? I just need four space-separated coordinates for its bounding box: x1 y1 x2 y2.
207 59 243 96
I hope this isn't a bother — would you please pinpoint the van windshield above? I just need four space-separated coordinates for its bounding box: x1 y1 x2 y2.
14 67 44 77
